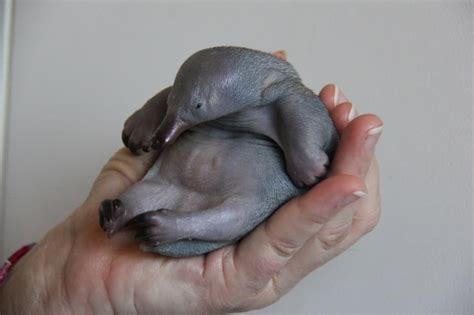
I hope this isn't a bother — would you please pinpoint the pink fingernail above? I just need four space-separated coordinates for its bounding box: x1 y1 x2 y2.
342 190 366 206
366 125 384 150
368 125 384 136
334 85 349 106
347 104 358 121
353 190 367 198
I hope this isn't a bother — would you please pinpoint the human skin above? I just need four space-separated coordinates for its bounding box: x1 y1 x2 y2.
0 82 382 314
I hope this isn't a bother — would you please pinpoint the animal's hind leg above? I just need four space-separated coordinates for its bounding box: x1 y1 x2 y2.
122 86 171 154
126 198 270 256
99 179 179 237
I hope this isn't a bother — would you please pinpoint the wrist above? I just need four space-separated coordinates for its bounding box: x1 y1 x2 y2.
0 221 74 314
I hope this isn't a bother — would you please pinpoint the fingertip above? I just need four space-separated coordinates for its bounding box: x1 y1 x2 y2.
329 101 353 134
345 114 384 139
297 174 366 213
329 114 383 177
321 174 366 196
319 84 337 110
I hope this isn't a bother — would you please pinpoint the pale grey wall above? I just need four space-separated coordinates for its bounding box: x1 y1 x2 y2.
2 1 472 313
0 0 5 260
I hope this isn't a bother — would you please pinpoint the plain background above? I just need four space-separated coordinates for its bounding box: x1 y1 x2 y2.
1 1 472 313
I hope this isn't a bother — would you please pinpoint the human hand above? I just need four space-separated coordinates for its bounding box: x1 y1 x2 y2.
0 83 382 314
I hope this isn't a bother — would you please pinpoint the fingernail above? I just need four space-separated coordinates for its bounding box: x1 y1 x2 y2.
347 104 358 121
366 125 384 150
334 85 349 106
368 125 384 136
341 190 366 206
353 190 367 198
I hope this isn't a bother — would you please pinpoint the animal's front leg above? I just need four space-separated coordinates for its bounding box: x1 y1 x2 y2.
126 199 260 246
122 86 171 154
274 88 338 187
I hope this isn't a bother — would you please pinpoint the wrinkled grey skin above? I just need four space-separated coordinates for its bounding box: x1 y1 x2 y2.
99 47 338 257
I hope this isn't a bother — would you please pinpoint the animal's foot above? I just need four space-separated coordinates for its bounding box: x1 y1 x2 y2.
126 209 183 246
287 150 329 187
122 109 161 154
99 199 127 237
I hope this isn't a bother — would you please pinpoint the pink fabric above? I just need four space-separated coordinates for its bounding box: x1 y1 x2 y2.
0 243 35 286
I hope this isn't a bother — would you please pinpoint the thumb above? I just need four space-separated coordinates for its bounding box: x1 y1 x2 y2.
84 148 158 210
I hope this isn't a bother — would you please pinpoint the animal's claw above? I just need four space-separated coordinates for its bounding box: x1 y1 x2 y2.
126 210 182 246
99 199 126 236
288 150 329 187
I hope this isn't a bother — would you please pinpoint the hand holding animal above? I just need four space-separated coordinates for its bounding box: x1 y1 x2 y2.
99 47 338 257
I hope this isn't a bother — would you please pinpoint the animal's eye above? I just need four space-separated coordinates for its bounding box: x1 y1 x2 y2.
195 103 203 109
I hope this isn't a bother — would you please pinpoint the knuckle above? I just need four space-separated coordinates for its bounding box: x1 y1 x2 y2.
360 212 380 235
102 155 140 184
318 223 352 250
269 237 300 259
307 210 330 226
270 274 290 299
264 223 301 259
244 254 281 291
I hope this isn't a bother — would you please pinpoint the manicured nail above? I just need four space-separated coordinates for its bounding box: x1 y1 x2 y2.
347 104 357 121
368 125 384 136
366 125 384 150
342 190 366 206
334 85 349 106
353 190 367 198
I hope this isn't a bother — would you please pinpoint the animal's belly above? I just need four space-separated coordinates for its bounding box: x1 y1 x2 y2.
158 135 282 195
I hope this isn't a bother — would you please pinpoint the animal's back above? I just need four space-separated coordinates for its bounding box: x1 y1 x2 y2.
179 46 301 83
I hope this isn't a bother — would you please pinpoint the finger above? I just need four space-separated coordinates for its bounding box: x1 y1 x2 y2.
330 114 383 177
319 84 349 111
85 148 158 208
322 92 382 239
275 161 380 288
271 50 287 61
350 158 381 236
230 175 366 293
320 159 381 254
328 102 357 135
273 130 382 291
319 84 357 134
318 115 382 251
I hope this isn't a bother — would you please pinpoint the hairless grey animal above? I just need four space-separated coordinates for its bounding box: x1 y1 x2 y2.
99 47 338 257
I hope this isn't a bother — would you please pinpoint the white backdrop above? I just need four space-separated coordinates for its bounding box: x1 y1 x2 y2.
1 1 472 313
